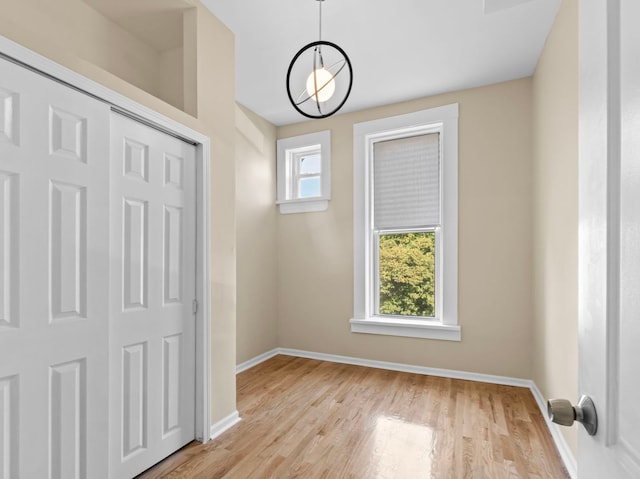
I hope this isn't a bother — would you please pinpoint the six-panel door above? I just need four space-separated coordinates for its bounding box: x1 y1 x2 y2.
108 113 196 479
0 57 110 479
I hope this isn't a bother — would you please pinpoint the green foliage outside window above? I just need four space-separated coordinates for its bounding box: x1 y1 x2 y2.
378 232 435 317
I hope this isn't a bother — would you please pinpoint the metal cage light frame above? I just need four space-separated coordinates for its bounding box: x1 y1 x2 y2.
286 0 353 119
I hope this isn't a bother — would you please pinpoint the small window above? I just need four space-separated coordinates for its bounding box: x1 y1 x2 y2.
277 131 330 214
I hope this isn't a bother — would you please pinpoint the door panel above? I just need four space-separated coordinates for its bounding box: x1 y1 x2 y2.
0 375 18 479
122 342 148 459
123 198 148 310
109 112 196 479
0 57 110 478
50 181 87 320
50 359 87 479
0 170 18 329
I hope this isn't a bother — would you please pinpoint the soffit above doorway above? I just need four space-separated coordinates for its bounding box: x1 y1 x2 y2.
83 0 195 52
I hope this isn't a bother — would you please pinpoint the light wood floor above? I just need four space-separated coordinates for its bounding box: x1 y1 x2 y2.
137 355 570 479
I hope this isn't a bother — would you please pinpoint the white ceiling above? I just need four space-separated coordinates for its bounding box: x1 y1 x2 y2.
200 0 561 126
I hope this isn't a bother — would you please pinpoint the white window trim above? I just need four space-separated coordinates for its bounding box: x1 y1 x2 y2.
277 130 331 214
351 104 460 341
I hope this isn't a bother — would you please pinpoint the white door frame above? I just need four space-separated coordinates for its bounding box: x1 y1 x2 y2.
0 34 212 444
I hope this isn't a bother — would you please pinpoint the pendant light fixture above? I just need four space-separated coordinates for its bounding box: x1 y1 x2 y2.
286 0 353 119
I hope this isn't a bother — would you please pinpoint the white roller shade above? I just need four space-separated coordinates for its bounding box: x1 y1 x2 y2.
373 132 440 229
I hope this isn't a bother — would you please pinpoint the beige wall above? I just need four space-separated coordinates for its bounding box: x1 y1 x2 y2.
235 104 279 363
0 0 156 99
276 78 534 379
159 46 185 111
532 0 579 455
0 0 238 424
193 2 238 421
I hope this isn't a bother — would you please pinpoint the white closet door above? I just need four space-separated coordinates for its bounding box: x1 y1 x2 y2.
0 57 110 478
108 112 196 478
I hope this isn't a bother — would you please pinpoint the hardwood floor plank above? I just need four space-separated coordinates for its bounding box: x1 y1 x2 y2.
136 355 570 479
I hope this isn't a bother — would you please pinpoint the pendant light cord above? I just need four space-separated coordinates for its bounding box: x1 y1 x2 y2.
315 0 325 113
317 0 325 68
318 0 322 42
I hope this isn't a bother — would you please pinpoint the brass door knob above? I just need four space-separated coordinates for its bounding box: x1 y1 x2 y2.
547 395 598 436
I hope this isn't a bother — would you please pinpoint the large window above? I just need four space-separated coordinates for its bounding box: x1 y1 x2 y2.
351 104 460 341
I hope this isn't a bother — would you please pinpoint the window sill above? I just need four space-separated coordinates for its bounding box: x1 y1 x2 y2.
349 317 461 341
277 198 328 214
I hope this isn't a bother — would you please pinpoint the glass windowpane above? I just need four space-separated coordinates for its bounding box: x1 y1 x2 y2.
298 176 321 198
378 232 435 317
299 154 321 174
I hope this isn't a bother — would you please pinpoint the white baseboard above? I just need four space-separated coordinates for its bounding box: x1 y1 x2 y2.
236 347 576 478
236 349 280 374
278 348 534 387
209 410 241 441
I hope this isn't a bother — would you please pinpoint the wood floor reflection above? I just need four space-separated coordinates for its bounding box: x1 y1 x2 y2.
137 355 570 478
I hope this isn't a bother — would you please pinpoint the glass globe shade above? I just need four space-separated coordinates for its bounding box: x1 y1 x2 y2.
306 68 336 103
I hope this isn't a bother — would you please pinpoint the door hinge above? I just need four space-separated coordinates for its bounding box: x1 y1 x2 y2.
192 299 198 315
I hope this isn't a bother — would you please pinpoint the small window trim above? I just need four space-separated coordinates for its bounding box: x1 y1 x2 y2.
351 104 460 341
277 130 331 214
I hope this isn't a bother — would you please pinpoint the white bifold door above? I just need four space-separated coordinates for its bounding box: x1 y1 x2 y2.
109 113 196 478
0 56 111 479
0 56 197 479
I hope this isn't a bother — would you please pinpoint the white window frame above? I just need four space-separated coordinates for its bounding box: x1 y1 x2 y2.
289 146 321 199
277 130 331 214
350 104 460 341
